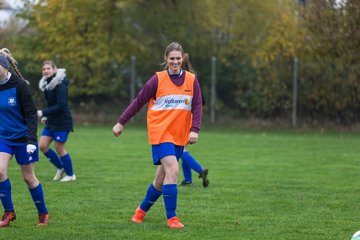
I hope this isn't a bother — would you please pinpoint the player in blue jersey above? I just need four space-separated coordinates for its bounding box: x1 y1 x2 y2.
0 48 49 227
37 60 75 182
179 53 209 187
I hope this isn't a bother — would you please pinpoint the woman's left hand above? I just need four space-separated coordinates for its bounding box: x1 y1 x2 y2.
41 117 47 124
188 131 198 144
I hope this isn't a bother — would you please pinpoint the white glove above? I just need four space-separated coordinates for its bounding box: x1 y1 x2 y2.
37 110 43 117
41 117 47 124
26 144 37 154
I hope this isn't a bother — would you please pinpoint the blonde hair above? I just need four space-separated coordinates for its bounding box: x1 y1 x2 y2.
0 48 29 84
42 60 57 70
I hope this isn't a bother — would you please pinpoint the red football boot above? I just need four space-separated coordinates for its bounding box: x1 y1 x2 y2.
167 216 184 228
0 211 16 227
131 207 146 223
38 213 49 226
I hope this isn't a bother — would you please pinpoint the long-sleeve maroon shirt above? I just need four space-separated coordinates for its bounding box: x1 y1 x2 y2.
118 70 202 133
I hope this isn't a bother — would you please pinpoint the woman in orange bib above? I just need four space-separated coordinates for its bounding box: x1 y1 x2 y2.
113 42 203 228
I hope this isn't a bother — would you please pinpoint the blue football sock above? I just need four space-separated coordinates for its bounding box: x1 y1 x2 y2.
162 184 178 219
0 178 14 211
181 159 192 183
44 148 63 169
140 184 162 212
181 152 202 174
60 154 74 176
29 183 48 214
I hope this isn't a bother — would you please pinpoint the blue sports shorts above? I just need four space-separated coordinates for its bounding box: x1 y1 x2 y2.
151 142 184 165
41 128 69 143
0 139 39 165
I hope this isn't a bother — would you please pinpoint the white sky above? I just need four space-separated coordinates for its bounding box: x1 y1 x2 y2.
0 0 25 25
4 0 25 8
0 11 13 25
334 0 347 8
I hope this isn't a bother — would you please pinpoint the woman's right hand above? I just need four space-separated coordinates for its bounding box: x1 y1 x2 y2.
112 122 124 137
188 131 198 144
37 110 43 117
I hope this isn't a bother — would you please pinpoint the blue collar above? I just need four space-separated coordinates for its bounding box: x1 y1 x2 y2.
167 69 183 78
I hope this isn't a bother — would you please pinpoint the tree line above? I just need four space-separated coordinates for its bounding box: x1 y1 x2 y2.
0 0 359 125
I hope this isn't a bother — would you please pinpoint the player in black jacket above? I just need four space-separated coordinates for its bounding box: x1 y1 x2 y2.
38 60 75 182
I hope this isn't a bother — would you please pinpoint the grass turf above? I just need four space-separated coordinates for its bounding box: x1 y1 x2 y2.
1 125 360 239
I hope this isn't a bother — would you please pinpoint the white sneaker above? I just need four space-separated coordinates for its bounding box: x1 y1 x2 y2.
60 175 76 182
53 168 64 181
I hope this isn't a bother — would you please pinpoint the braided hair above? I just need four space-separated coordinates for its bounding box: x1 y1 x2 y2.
0 48 29 85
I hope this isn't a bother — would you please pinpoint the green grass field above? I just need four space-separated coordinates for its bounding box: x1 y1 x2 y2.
1 125 360 239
